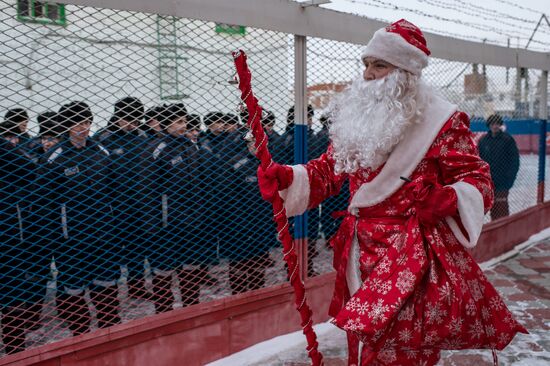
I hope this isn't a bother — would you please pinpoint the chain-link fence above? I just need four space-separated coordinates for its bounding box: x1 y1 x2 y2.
0 0 548 358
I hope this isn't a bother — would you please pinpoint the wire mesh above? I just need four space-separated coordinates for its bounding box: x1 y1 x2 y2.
0 0 548 358
0 2 295 355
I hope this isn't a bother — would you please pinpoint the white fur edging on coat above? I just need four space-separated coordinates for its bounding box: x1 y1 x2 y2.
445 181 485 248
278 164 310 217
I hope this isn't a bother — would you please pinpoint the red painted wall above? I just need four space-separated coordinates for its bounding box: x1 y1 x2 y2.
2 204 549 366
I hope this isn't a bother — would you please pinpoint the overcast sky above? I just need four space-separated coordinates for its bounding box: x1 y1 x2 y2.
313 0 549 52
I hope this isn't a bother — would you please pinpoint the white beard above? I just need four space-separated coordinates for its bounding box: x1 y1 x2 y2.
328 69 430 174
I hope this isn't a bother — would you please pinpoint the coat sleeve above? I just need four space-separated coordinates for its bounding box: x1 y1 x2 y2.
429 112 494 248
280 145 347 217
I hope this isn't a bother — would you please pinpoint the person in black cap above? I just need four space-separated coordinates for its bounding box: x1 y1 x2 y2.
37 111 64 155
478 114 520 220
2 109 29 146
93 97 152 301
144 104 220 313
185 113 202 144
38 101 122 335
142 105 165 140
0 138 45 355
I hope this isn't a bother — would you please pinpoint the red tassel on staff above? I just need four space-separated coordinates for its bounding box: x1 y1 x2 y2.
231 50 324 366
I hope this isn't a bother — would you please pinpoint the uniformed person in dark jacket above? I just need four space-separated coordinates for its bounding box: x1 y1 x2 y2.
94 97 151 300
0 138 45 354
39 101 122 335
34 111 65 158
3 108 39 156
145 104 219 313
221 132 278 294
142 105 165 140
478 114 520 220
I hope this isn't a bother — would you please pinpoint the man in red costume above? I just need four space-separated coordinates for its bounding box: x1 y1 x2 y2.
258 19 526 366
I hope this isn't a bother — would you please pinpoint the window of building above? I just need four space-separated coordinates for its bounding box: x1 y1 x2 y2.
215 23 246 36
17 0 66 26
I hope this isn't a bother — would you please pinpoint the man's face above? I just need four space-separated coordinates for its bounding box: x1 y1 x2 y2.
41 136 60 152
489 122 502 135
5 135 19 146
69 120 91 141
185 129 200 142
209 121 226 135
146 118 162 132
363 57 397 81
117 118 139 132
166 117 187 137
18 119 28 134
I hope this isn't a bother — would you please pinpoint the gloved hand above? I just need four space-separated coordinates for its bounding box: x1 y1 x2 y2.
411 175 458 225
257 162 293 203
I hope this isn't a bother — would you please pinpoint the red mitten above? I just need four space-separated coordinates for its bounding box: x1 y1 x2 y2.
257 163 293 203
412 175 458 225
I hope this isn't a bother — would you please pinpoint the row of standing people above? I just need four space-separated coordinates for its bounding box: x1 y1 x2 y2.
0 99 350 355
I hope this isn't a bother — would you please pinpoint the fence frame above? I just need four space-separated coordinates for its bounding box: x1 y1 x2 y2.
2 1 550 365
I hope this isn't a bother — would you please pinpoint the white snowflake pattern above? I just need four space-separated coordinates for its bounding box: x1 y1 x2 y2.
489 296 505 311
422 330 440 346
447 317 464 336
498 333 510 345
481 307 491 321
398 328 413 343
396 253 407 266
468 319 484 340
344 317 365 332
440 144 449 157
466 299 477 316
425 302 447 325
441 336 465 349
412 245 426 266
403 347 419 359
356 302 369 315
369 298 389 325
467 279 483 301
375 258 392 275
485 324 496 337
389 232 405 251
397 303 415 321
453 137 473 154
452 252 472 273
447 270 458 285
385 206 398 216
417 160 428 173
396 268 416 294
438 281 453 305
345 297 361 312
377 348 397 363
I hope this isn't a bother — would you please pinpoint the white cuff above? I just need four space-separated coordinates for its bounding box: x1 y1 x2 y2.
278 165 310 217
445 181 484 248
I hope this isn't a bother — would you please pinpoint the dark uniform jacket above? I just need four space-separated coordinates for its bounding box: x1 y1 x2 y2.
94 128 150 278
38 139 120 288
145 135 220 270
478 130 520 192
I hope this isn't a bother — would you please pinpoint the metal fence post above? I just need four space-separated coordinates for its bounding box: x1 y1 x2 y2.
538 70 548 203
294 34 308 277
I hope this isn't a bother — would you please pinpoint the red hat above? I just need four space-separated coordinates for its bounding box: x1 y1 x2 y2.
361 19 430 75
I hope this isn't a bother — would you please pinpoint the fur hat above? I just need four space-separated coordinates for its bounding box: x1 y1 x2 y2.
361 19 430 75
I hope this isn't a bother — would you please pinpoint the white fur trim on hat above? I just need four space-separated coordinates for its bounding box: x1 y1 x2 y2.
361 29 429 75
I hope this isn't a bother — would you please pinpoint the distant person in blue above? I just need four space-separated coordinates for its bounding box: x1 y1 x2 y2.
478 114 520 220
